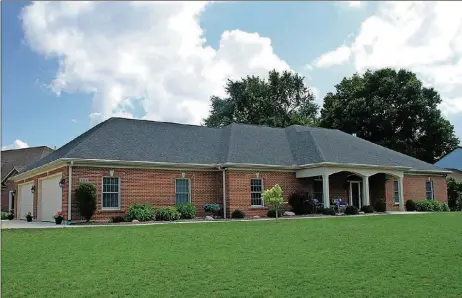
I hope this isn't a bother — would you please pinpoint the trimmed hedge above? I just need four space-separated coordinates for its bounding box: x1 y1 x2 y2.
323 207 336 216
1 212 9 220
176 203 197 219
344 205 359 215
415 200 449 212
125 203 155 222
360 205 374 213
156 207 181 221
204 203 220 214
374 198 387 212
288 191 314 215
231 209 245 219
405 200 417 211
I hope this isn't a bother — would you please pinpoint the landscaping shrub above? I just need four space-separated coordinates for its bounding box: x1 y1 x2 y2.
267 209 283 218
231 209 245 219
288 191 314 215
315 206 325 214
440 203 450 212
374 198 387 212
415 200 441 212
110 216 126 223
75 183 97 222
323 207 336 216
405 200 417 211
360 205 374 213
1 212 9 220
344 205 359 215
125 203 155 222
176 203 197 219
203 203 220 215
7 212 14 220
156 206 181 221
447 177 462 211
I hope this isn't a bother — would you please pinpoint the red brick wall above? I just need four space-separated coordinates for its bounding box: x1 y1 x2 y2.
226 170 311 217
69 167 221 221
385 175 448 211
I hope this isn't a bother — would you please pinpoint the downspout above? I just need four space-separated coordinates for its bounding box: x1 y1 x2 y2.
218 166 227 219
67 161 73 224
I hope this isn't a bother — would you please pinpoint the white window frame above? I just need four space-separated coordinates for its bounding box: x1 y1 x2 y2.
175 178 191 204
250 178 264 207
393 180 400 205
425 180 434 201
101 177 121 210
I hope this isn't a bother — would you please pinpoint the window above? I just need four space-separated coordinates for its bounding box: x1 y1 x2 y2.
175 179 190 205
425 180 434 200
102 177 120 209
394 181 399 204
250 179 264 206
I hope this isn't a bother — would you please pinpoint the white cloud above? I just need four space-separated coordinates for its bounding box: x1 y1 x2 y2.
2 139 29 151
21 2 291 127
346 1 363 9
313 2 462 134
71 119 77 123
313 46 351 68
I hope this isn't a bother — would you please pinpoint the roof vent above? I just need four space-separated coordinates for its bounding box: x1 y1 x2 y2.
352 133 357 137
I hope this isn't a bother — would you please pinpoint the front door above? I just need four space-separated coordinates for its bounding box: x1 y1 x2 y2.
349 181 362 209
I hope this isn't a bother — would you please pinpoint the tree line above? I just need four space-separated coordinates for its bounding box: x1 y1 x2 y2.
203 68 460 164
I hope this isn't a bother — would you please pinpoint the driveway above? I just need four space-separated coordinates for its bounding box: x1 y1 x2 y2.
1 220 65 229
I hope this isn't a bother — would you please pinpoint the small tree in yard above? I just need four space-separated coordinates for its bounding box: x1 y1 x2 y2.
262 184 285 221
75 183 97 222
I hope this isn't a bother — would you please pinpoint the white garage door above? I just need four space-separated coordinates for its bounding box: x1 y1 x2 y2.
38 175 63 222
18 183 34 220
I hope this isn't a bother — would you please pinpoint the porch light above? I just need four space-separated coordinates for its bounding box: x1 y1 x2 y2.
30 185 35 194
59 178 66 188
12 190 16 195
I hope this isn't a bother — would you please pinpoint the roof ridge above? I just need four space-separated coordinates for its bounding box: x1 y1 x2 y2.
109 117 220 130
1 145 53 153
306 128 326 162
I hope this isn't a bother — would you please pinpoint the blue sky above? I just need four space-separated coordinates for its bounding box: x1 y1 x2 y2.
2 1 462 150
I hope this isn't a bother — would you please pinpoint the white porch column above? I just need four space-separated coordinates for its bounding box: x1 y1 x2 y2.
398 176 404 211
322 174 330 208
362 175 370 207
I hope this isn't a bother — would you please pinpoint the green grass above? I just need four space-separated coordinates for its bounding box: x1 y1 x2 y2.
3 213 462 297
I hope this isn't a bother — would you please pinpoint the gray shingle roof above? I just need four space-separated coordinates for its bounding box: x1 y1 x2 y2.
434 147 462 171
1 146 54 182
21 117 444 173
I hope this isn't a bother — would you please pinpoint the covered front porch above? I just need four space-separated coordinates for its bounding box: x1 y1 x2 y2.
296 165 406 211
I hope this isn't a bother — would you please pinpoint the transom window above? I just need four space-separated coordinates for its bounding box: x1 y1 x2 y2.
175 179 191 205
425 181 434 200
250 179 264 206
102 177 120 209
394 181 399 204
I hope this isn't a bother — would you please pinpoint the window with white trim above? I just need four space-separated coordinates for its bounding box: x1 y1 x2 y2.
394 181 399 204
102 177 120 209
175 179 190 205
250 179 264 206
425 181 434 200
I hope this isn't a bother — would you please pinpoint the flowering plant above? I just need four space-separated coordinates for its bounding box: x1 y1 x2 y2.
52 211 64 220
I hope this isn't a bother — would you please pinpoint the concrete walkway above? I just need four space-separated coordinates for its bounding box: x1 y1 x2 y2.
1 211 428 230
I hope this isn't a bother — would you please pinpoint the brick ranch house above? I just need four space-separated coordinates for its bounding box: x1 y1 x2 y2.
10 117 449 222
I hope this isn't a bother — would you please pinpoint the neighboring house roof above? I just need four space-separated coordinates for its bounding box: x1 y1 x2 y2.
21 117 445 174
1 146 54 183
434 147 462 172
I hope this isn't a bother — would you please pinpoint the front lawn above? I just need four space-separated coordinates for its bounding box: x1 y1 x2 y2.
3 214 462 297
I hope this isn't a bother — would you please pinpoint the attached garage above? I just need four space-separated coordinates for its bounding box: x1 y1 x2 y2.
38 175 63 222
18 182 34 220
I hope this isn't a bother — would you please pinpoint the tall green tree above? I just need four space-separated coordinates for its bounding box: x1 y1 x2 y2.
320 68 460 163
203 70 318 128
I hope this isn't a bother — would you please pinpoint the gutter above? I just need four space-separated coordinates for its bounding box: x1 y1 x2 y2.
217 166 227 219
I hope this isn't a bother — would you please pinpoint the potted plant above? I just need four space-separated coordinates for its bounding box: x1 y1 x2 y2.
25 212 33 222
53 211 64 225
